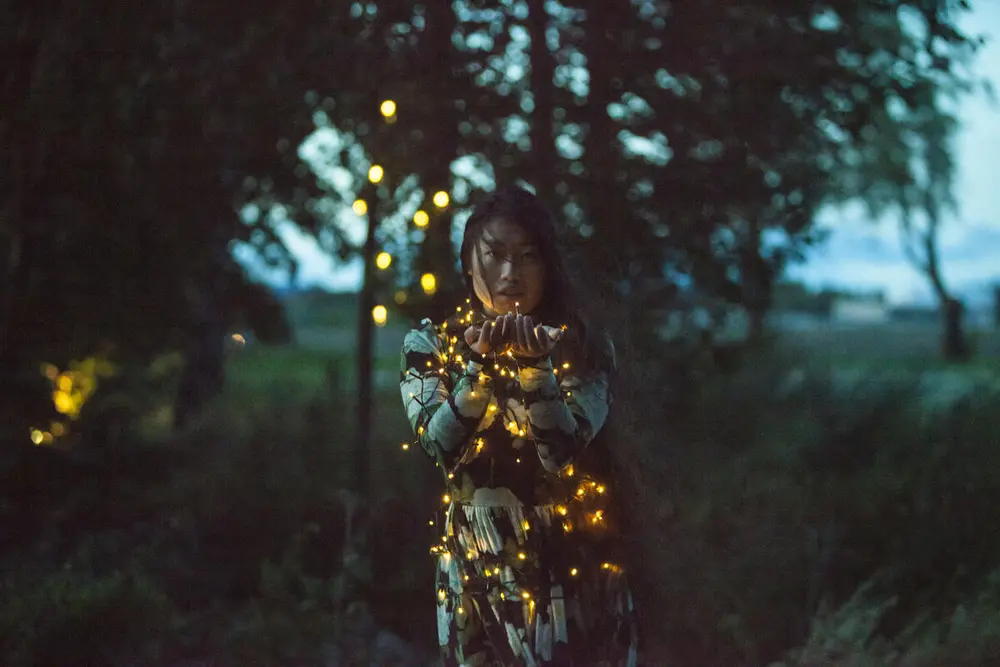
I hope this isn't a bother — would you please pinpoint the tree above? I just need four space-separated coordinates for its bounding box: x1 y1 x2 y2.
835 2 983 361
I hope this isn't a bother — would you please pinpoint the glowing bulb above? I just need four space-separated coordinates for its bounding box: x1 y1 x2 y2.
353 199 368 215
442 494 451 504
518 552 526 560
401 443 409 451
379 99 396 117
413 210 429 227
375 251 392 270
522 591 531 600
372 304 388 326
433 190 450 208
30 429 43 445
420 273 437 295
570 567 579 576
368 164 384 183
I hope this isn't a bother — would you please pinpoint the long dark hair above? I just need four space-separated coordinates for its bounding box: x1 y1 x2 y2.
458 185 612 376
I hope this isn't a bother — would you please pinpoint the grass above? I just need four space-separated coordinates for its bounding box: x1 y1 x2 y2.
3 316 1000 666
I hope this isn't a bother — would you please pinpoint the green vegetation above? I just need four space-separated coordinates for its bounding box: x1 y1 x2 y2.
3 325 1000 665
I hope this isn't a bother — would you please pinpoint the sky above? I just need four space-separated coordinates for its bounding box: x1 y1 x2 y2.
272 4 1000 307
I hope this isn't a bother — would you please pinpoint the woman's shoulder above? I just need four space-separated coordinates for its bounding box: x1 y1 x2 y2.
401 318 445 355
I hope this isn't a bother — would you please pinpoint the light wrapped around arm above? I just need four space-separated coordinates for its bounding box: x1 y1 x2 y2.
399 323 494 470
518 347 613 474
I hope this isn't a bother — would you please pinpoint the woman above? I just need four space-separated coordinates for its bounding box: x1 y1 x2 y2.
400 186 640 666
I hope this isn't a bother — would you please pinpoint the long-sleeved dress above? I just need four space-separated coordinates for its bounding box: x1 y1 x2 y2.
400 312 640 667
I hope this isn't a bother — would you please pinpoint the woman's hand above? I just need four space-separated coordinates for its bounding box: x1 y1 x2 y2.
464 318 506 356
508 314 563 359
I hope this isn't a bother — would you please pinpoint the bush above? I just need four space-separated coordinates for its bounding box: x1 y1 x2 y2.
0 569 171 667
613 334 1000 665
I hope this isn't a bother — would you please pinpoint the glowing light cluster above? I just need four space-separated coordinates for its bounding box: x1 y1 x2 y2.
401 302 624 596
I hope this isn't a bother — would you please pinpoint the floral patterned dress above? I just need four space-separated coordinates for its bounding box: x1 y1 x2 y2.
400 310 640 667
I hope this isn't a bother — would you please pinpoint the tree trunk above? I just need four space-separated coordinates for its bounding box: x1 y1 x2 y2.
415 1 461 321
941 296 970 362
580 1 629 294
526 0 557 205
993 285 1000 330
354 186 377 497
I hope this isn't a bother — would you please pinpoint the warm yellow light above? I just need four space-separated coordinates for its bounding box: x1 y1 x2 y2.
570 567 579 576
518 552 526 560
372 304 388 326
394 290 407 304
433 191 450 208
443 494 451 504
368 164 384 183
353 199 368 215
50 422 66 437
53 391 75 415
413 210 429 228
375 252 392 270
420 273 437 295
380 99 396 117
522 592 531 600
30 429 43 445
401 443 410 451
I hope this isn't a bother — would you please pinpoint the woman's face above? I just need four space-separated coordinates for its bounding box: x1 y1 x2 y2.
470 218 545 317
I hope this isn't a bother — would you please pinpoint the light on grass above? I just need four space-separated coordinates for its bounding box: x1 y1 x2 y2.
353 199 368 215
421 273 437 295
372 304 388 327
413 210 429 228
375 252 392 270
379 99 396 118
433 191 449 208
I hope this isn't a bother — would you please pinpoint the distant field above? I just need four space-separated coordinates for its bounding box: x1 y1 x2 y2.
774 321 1000 369
275 290 1000 374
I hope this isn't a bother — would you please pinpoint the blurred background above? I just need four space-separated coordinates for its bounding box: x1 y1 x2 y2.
2 1 1000 665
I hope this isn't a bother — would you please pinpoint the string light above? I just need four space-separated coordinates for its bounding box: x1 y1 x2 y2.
414 210 429 228
368 164 384 183
402 301 622 594
379 99 397 118
372 305 388 327
421 273 437 295
433 191 449 208
353 199 368 215
375 252 392 270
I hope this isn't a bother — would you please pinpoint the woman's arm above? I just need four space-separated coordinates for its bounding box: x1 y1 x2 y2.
518 343 614 474
399 322 494 470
